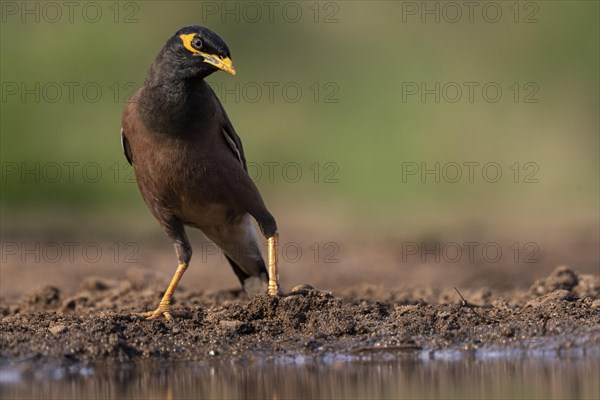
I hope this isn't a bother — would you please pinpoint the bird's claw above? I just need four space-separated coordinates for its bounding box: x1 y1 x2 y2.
140 305 174 321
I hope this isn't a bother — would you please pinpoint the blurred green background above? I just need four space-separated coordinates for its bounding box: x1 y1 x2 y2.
1 1 598 239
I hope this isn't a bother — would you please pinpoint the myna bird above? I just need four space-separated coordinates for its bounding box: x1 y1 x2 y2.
121 25 280 321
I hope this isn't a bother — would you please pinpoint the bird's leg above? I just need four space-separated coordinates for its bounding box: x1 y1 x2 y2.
267 232 280 296
141 262 187 321
141 232 191 321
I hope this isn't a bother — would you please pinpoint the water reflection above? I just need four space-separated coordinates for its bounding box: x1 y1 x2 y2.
2 350 599 399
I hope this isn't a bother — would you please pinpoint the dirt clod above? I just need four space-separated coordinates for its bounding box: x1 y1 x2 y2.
529 266 579 296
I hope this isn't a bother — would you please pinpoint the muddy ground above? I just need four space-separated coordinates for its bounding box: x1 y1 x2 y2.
1 265 598 366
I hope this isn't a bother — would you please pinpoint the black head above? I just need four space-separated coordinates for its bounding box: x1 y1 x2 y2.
162 25 236 79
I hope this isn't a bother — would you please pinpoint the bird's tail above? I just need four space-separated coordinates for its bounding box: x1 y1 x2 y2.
225 255 268 297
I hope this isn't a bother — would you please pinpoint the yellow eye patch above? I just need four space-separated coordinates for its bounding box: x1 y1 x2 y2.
179 33 203 55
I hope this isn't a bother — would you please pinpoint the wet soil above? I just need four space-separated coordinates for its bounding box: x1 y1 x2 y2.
1 266 598 365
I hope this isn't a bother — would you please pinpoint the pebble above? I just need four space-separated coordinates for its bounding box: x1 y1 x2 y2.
49 324 67 335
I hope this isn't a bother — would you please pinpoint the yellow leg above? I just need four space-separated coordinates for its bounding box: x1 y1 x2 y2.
267 233 280 296
141 262 187 321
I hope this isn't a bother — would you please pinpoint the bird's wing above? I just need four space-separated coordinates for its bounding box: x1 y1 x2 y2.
121 127 133 166
214 96 247 171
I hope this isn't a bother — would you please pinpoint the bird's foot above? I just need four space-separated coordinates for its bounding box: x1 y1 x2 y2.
287 284 316 296
291 284 315 293
267 284 281 296
140 304 173 321
278 284 315 297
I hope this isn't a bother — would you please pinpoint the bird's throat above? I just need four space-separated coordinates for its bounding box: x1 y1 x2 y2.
139 75 212 137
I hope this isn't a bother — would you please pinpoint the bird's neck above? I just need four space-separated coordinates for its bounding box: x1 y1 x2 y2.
138 59 213 136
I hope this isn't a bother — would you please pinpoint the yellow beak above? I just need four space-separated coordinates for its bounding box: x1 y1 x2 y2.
202 54 236 76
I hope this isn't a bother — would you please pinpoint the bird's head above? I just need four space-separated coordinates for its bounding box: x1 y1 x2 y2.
163 25 236 79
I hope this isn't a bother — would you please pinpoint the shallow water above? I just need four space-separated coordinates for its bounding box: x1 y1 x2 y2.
1 349 599 399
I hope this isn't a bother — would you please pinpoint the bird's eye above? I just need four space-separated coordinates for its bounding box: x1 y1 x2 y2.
191 37 203 50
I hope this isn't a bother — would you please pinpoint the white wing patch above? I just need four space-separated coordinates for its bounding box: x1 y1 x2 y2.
222 127 243 165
